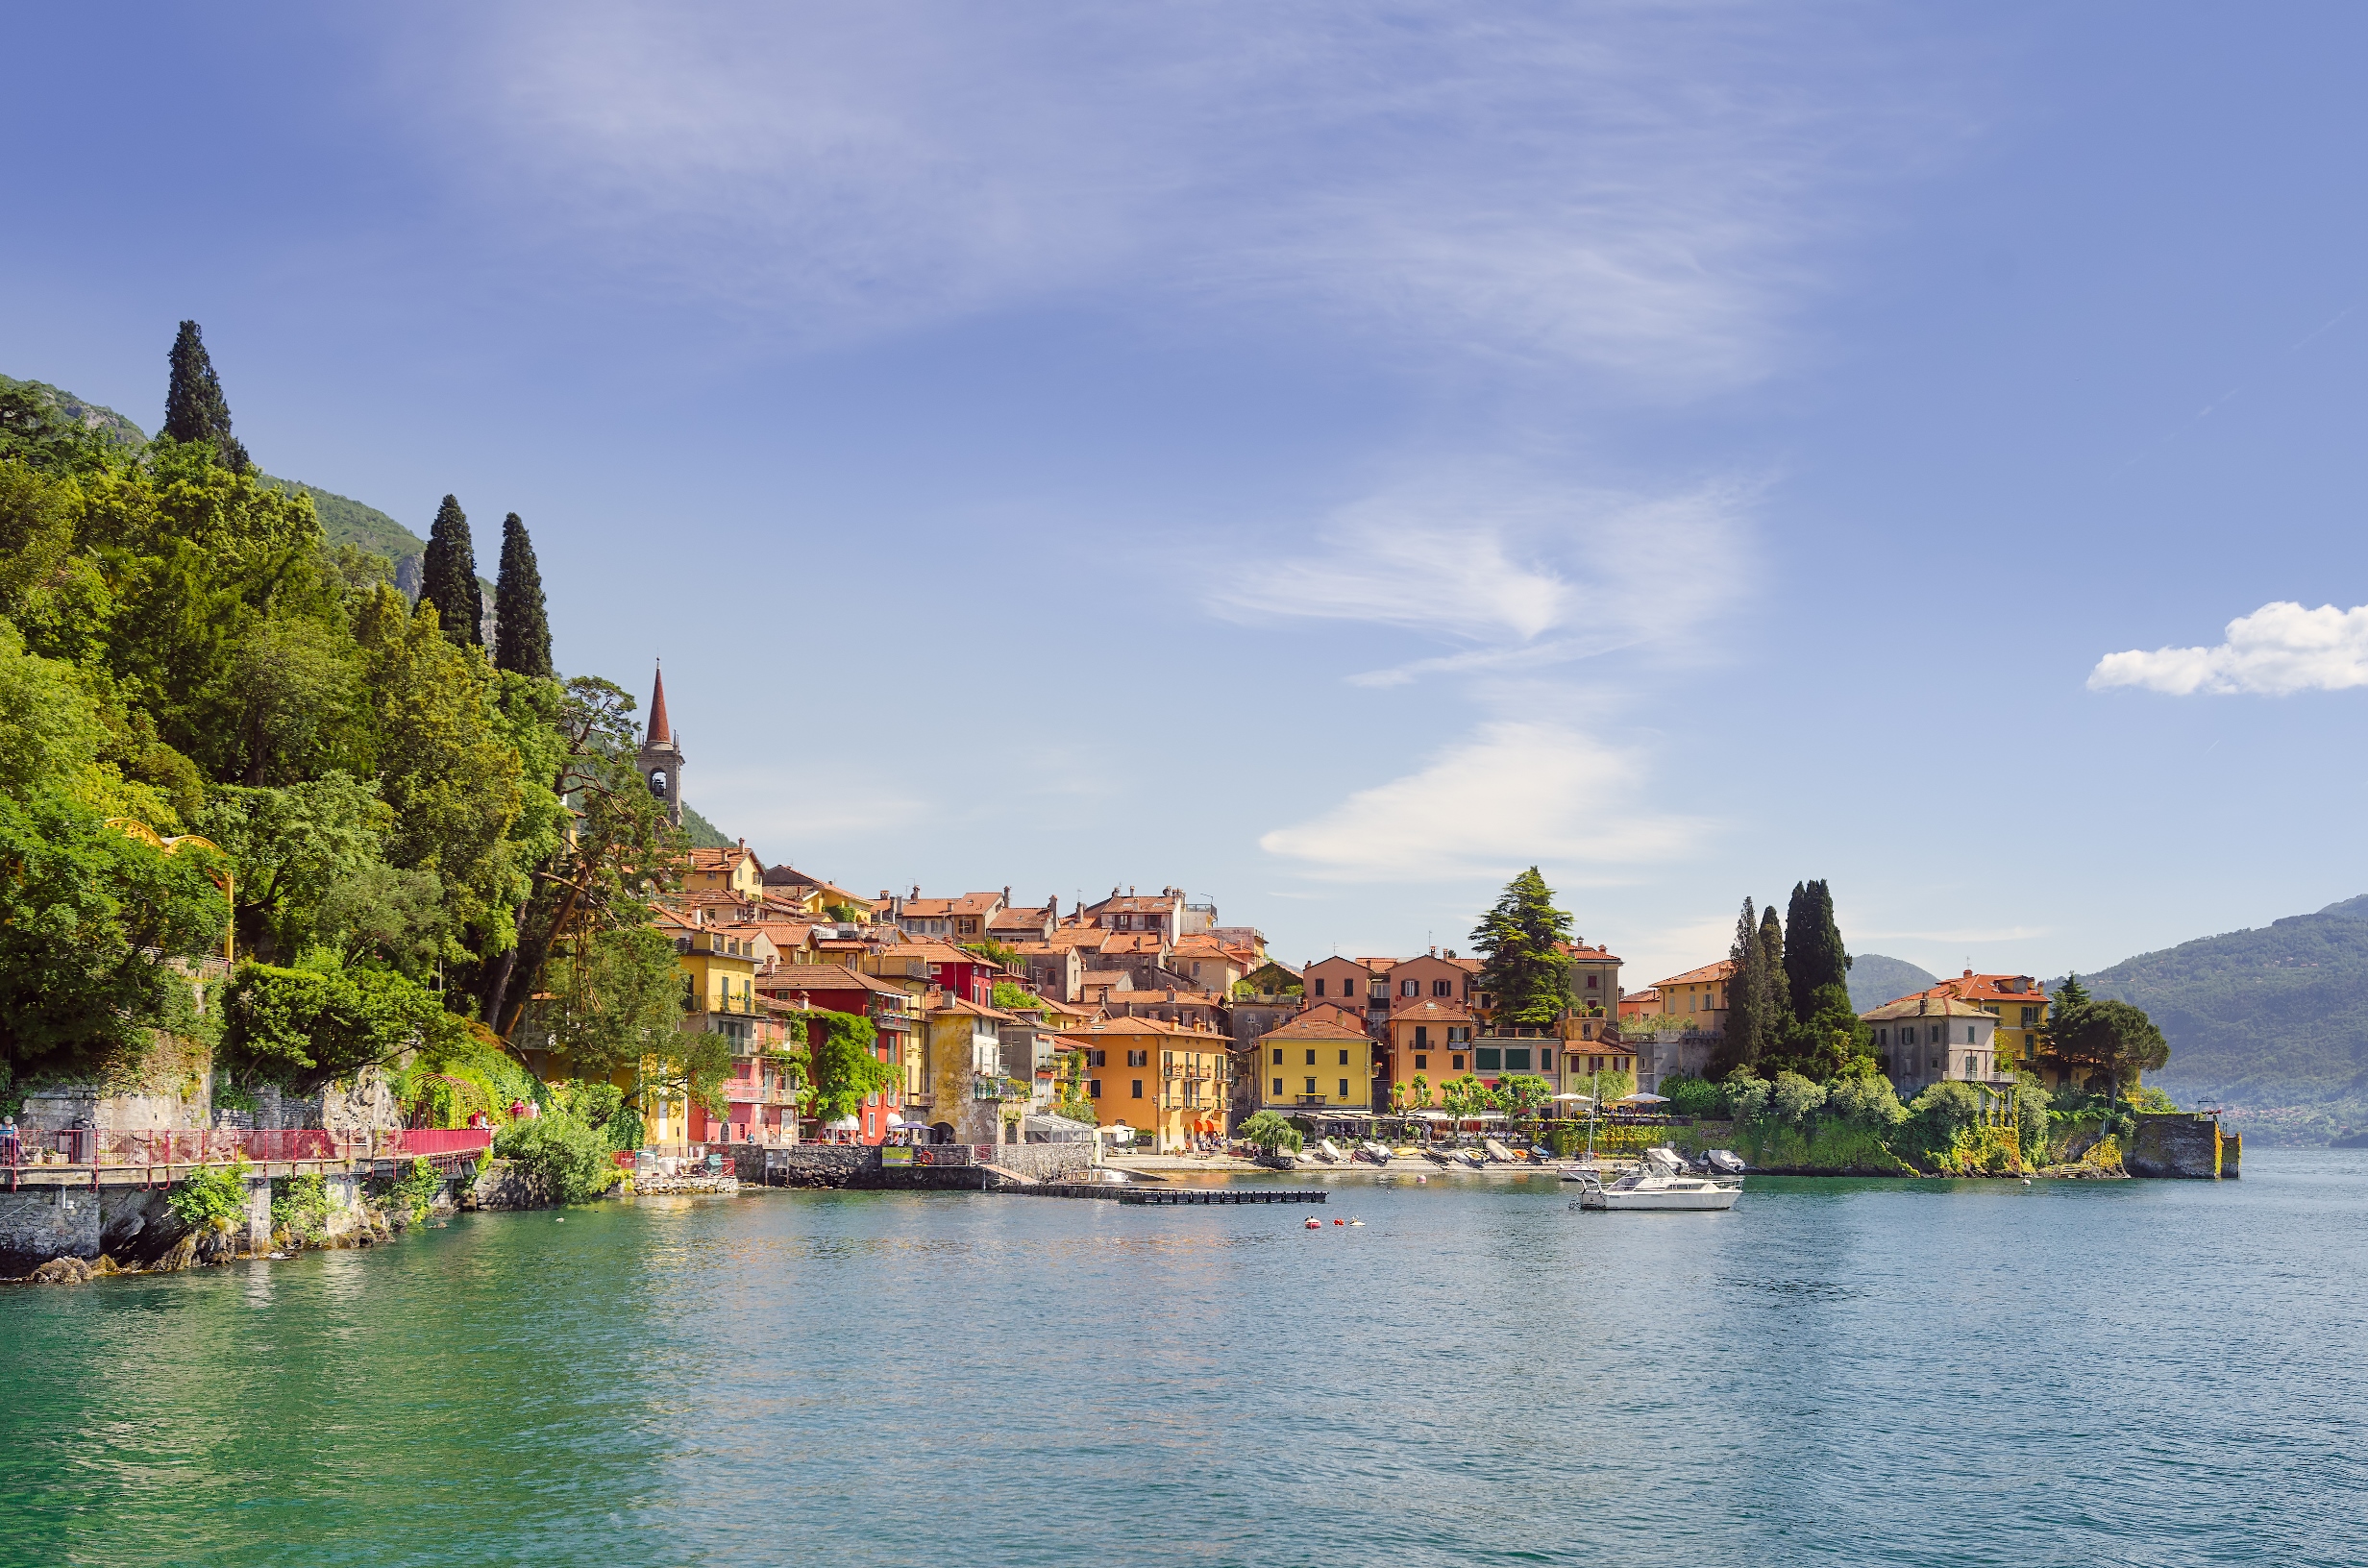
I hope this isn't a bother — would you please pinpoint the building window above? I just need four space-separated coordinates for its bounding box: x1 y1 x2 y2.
1271 1077 1283 1096
1401 979 1417 996
1314 977 1326 996
1476 1048 1502 1071
1415 1054 1427 1069
1305 1049 1318 1066
1338 1049 1350 1066
1452 1054 1466 1070
1090 1079 1102 1097
1964 1056 1977 1078
1131 1080 1144 1098
1504 1049 1531 1071
1433 979 1450 996
1271 1047 1283 1065
1585 974 1598 990
1303 1077 1318 1094
1339 1079 1350 1097
1414 1025 1429 1048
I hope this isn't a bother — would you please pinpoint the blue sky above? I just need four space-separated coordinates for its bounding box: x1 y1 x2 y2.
7 3 2368 987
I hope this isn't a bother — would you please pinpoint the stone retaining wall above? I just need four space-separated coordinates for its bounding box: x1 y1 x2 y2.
2127 1113 2233 1179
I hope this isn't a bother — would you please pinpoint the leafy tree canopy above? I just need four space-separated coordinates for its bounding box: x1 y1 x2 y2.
1470 867 1573 1025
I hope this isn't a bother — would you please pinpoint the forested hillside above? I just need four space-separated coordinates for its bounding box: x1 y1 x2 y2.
1845 953 1939 1014
2073 895 2368 1134
0 325 710 1129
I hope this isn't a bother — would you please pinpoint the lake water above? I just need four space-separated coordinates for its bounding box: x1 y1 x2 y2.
2 1151 2363 1567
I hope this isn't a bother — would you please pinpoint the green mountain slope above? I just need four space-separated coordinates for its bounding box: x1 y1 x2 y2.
5 371 428 568
266 479 423 559
2072 895 2368 1124
1846 953 1940 1014
0 373 148 449
679 803 733 850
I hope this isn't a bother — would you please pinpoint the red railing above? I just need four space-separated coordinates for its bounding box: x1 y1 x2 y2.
6 1127 492 1179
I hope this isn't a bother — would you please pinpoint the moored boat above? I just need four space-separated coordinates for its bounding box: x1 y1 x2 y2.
1316 1139 1344 1164
1569 1147 1741 1212
1357 1140 1394 1165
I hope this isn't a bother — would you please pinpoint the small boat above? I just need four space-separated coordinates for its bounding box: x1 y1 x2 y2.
1422 1146 1455 1167
1570 1147 1741 1212
1453 1147 1487 1170
1357 1140 1394 1165
1482 1138 1516 1164
1315 1139 1344 1164
1705 1148 1747 1175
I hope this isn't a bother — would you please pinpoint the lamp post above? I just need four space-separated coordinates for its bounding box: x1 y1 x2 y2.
105 819 234 965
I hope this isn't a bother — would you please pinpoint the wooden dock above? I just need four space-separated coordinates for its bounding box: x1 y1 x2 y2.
1120 1187 1325 1205
1021 1184 1327 1204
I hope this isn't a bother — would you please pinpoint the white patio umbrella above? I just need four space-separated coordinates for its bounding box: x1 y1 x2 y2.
1614 1091 1670 1104
1550 1092 1592 1102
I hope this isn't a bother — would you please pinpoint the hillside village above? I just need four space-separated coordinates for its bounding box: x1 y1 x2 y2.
622 668 2079 1157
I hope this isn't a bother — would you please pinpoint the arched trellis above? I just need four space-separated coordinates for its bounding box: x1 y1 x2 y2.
104 818 234 966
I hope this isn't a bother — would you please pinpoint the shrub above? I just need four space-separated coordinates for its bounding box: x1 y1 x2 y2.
1724 1070 1771 1122
1769 1071 1827 1123
270 1171 331 1244
494 1112 622 1204
167 1159 251 1232
375 1157 444 1222
1662 1072 1726 1118
1824 1073 1908 1130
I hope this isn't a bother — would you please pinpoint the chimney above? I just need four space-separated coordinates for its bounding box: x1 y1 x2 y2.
1002 886 1011 904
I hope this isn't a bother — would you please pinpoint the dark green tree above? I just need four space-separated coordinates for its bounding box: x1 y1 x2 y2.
1783 880 1850 1004
162 321 250 472
492 512 552 677
2045 993 2169 1096
418 495 481 646
1714 896 1771 1077
1470 866 1574 1025
1760 903 1791 1027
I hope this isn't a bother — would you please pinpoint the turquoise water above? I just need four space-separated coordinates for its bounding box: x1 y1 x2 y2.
2 1151 2363 1566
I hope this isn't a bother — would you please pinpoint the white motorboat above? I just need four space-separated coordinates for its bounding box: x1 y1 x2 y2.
1482 1138 1517 1163
1705 1148 1748 1175
1356 1140 1394 1165
1316 1139 1344 1164
1570 1147 1741 1212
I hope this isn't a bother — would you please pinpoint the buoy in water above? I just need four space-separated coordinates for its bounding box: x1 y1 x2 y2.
1333 1217 1344 1226
1417 1174 1427 1185
1349 1219 1365 1227
1303 1216 1321 1229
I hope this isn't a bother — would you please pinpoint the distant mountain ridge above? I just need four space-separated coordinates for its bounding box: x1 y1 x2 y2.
1845 953 1940 1014
2069 895 2368 1130
7 371 432 579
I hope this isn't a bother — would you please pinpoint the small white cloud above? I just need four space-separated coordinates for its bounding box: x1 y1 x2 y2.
2089 601 2368 696
1259 721 1708 881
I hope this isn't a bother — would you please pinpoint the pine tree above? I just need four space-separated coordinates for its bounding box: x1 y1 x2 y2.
1714 896 1767 1077
1784 880 1850 1004
161 320 250 472
419 495 481 646
493 512 552 677
1469 866 1573 1025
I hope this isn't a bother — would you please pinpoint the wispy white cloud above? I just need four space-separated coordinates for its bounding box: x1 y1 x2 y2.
1214 470 1754 684
2089 600 2368 696
399 1 1934 389
1258 720 1709 881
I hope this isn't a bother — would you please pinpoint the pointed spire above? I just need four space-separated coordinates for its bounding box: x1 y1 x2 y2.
649 662 671 745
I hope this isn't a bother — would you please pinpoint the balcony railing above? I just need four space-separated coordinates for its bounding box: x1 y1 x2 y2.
7 1127 494 1177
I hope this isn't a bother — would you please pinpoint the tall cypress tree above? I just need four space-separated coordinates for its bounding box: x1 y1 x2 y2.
419 495 481 646
161 320 251 472
1469 866 1574 1025
493 512 552 677
1715 896 1768 1077
1760 903 1791 1026
1783 879 1850 1005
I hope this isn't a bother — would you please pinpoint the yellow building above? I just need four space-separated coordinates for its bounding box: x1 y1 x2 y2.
1073 1017 1233 1151
643 907 763 1147
683 845 766 900
1256 1012 1374 1115
1648 960 1734 1030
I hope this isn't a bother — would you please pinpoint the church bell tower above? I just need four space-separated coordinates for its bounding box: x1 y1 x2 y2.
638 662 685 827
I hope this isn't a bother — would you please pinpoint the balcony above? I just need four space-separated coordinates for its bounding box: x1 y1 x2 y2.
1294 1094 1329 1107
